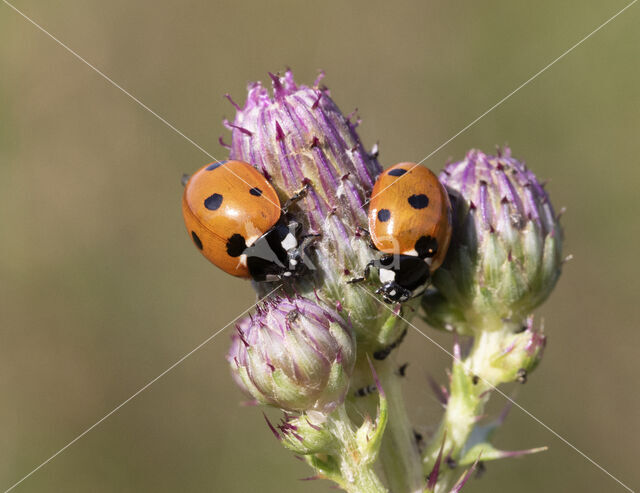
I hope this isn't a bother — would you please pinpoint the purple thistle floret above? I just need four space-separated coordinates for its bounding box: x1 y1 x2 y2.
444 148 557 244
228 295 355 413
426 432 447 491
449 458 480 493
228 70 380 235
225 317 256 400
423 148 563 334
227 71 380 283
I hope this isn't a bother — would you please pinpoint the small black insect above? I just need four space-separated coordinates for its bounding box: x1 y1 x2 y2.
516 368 528 384
354 384 378 397
373 328 408 360
397 362 409 377
413 430 424 447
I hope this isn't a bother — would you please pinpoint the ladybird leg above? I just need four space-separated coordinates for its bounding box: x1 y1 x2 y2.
347 276 366 284
299 233 320 250
347 260 375 284
300 231 322 241
282 182 311 213
298 235 320 271
378 253 400 269
353 227 377 249
286 220 301 236
180 173 190 187
376 282 412 304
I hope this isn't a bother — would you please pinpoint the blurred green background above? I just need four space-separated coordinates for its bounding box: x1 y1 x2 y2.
1 1 638 492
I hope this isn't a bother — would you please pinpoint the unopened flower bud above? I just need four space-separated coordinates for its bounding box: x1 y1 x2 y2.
469 316 546 386
228 295 355 413
227 70 406 350
277 413 338 455
226 318 256 401
422 148 563 333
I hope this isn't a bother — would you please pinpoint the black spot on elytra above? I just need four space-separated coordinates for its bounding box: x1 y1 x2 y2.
204 193 223 210
191 231 203 250
408 194 429 209
206 161 226 171
415 235 438 258
249 187 263 197
377 208 391 222
388 168 407 177
226 233 247 257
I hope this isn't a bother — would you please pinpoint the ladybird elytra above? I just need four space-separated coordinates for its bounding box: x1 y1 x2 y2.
368 162 452 272
182 160 282 278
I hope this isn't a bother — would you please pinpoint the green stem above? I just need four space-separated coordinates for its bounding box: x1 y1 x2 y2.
421 333 496 490
421 379 488 482
376 358 424 493
329 405 388 493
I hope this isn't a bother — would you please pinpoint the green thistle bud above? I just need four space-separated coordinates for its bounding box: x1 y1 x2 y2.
467 315 546 386
422 148 563 333
228 295 355 413
273 413 338 455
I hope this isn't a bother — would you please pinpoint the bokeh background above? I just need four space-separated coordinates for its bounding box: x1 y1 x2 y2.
1 1 639 492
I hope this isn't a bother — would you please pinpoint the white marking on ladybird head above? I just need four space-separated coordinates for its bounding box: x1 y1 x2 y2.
389 289 397 296
379 268 396 283
283 271 293 277
290 259 298 266
281 233 297 251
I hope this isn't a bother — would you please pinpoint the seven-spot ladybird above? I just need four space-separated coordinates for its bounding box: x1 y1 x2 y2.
349 162 452 303
182 160 312 281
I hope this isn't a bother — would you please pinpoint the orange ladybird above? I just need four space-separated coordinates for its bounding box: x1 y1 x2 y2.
369 162 452 271
182 160 308 281
350 162 452 303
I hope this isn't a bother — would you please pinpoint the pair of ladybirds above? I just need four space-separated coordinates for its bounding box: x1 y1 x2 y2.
182 160 452 303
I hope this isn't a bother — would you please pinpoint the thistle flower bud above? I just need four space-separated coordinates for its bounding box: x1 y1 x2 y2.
226 318 256 401
468 315 546 386
422 148 563 333
227 71 406 350
228 295 355 413
275 413 338 455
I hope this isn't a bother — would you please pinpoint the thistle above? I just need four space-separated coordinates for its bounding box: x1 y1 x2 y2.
207 73 565 493
226 70 407 352
228 295 355 413
420 149 562 491
228 295 389 493
422 148 563 334
225 72 423 492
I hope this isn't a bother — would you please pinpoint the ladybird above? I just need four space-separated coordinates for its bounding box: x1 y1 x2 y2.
182 160 312 281
349 162 452 303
